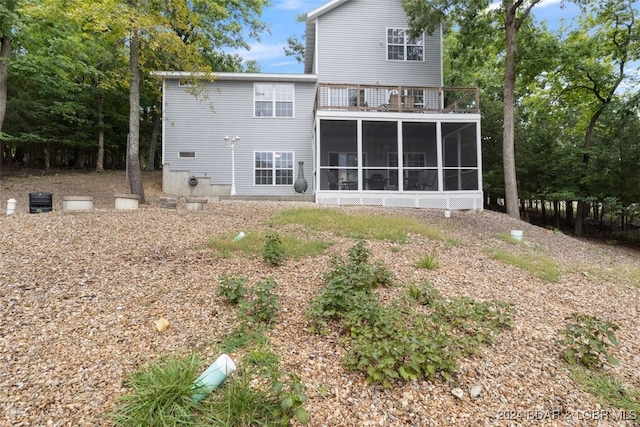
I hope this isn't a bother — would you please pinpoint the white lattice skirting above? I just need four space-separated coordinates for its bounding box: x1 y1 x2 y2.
315 191 483 210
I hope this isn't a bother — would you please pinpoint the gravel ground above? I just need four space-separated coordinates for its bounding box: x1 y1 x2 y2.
0 170 639 427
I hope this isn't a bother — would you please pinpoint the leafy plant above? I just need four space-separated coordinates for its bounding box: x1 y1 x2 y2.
108 354 204 427
218 273 248 305
308 242 515 386
307 241 393 333
408 282 441 306
240 277 280 325
414 247 439 270
262 232 286 266
558 313 620 369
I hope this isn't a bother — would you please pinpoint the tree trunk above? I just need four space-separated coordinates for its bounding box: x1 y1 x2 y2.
145 105 161 171
554 201 561 229
96 93 105 172
502 6 520 220
74 147 86 169
0 36 11 177
575 201 586 236
127 28 145 203
574 109 603 236
566 200 574 227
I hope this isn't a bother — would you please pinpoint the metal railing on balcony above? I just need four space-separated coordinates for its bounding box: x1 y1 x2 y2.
316 84 479 113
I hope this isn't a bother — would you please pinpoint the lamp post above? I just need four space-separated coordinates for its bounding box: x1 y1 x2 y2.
224 135 240 195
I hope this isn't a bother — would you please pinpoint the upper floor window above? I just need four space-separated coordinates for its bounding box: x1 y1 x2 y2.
254 84 294 117
387 28 423 61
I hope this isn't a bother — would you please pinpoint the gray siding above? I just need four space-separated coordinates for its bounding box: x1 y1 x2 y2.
163 79 316 195
315 0 441 86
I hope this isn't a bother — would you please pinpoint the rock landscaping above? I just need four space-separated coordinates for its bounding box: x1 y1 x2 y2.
0 170 638 426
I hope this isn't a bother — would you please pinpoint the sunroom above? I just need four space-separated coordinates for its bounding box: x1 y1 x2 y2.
313 85 482 210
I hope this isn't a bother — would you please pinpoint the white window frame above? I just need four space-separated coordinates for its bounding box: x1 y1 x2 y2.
386 28 424 62
254 83 295 118
254 151 295 186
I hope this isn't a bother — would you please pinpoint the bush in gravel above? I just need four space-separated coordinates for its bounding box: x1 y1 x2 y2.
309 244 515 386
262 232 286 266
218 274 248 305
240 277 280 325
558 313 620 369
407 282 441 305
307 241 393 333
343 291 515 385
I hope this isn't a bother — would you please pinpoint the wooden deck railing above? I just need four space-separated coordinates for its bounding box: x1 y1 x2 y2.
316 84 479 113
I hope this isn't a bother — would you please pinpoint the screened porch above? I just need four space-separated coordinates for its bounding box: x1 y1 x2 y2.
315 118 483 210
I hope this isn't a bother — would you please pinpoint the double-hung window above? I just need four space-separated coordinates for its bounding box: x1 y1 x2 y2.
387 28 424 61
254 151 294 185
254 84 294 117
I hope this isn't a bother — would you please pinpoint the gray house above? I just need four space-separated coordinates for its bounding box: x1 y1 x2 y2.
155 0 483 210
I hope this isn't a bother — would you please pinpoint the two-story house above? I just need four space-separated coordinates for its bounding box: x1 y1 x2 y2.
154 0 482 210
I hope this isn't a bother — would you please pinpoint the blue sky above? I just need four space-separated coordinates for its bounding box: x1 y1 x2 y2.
234 0 582 74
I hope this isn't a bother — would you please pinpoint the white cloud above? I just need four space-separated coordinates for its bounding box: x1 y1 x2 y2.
275 0 303 10
269 59 300 68
229 43 288 62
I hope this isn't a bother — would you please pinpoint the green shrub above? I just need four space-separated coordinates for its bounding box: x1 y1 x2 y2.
240 277 280 325
308 241 515 387
558 313 620 369
408 282 441 306
307 241 393 333
341 294 515 386
218 274 248 305
262 232 286 266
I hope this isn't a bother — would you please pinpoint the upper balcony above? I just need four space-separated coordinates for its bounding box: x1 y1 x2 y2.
316 83 479 114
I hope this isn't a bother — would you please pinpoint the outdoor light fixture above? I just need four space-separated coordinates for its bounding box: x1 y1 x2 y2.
224 135 240 195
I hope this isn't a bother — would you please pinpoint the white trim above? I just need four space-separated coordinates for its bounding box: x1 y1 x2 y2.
161 78 166 165
307 0 349 20
151 71 317 83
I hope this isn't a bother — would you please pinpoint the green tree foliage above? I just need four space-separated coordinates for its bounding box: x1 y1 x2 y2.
0 0 268 177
